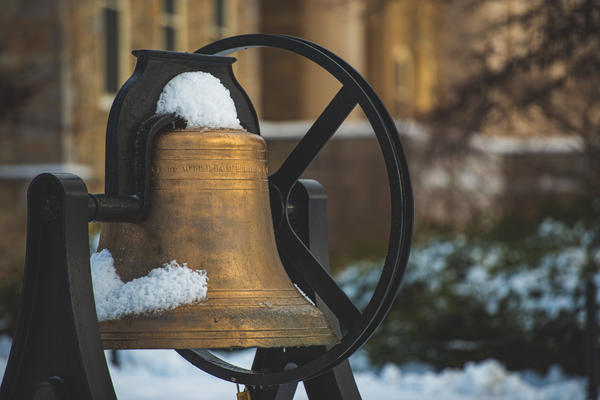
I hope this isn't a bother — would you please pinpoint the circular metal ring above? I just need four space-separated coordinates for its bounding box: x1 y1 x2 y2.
178 34 413 386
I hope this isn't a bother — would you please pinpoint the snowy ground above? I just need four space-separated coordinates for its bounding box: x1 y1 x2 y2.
0 336 584 399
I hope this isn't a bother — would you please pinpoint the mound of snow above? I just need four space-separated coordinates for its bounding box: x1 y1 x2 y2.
91 249 208 321
156 71 241 129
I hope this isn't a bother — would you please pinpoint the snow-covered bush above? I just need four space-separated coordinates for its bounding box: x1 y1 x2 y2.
339 218 600 374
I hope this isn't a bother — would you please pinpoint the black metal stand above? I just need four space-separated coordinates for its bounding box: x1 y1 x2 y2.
0 176 359 399
250 180 361 400
0 173 117 399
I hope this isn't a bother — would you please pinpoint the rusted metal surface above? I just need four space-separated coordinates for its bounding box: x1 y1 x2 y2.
98 129 338 349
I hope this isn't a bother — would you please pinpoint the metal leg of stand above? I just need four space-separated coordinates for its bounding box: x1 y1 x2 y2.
304 361 360 400
250 348 299 400
0 173 116 400
250 179 361 400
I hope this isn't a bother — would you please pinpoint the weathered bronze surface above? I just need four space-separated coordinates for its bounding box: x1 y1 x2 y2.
98 129 339 349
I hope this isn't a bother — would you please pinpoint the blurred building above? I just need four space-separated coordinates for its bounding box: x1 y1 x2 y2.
259 0 441 120
0 0 590 282
0 0 444 276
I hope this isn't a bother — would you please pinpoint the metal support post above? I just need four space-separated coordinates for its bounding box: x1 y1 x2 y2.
250 179 361 400
0 173 116 399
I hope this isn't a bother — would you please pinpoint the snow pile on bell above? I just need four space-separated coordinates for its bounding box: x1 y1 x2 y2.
91 249 208 321
156 71 241 129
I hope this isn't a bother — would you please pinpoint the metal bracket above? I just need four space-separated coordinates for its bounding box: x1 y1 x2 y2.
250 179 361 400
0 174 116 400
103 49 259 197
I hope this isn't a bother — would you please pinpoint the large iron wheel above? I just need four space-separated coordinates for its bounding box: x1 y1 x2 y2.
177 34 414 386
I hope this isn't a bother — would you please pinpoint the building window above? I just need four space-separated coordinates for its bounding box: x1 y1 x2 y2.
392 46 414 117
214 0 225 37
164 0 175 14
164 26 175 51
162 0 181 51
99 0 131 109
103 6 120 93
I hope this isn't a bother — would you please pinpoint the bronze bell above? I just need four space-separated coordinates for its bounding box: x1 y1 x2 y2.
97 128 339 349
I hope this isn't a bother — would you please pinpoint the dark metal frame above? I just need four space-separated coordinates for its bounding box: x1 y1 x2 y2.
0 34 413 398
0 174 117 399
248 180 361 400
179 33 414 386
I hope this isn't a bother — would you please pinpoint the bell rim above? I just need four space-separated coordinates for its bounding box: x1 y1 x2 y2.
99 297 340 349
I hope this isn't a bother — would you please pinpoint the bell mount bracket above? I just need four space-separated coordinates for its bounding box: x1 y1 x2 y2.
88 49 260 223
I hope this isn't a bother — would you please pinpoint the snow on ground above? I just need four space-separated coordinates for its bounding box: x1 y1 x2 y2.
0 336 583 399
155 71 241 129
91 249 208 321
